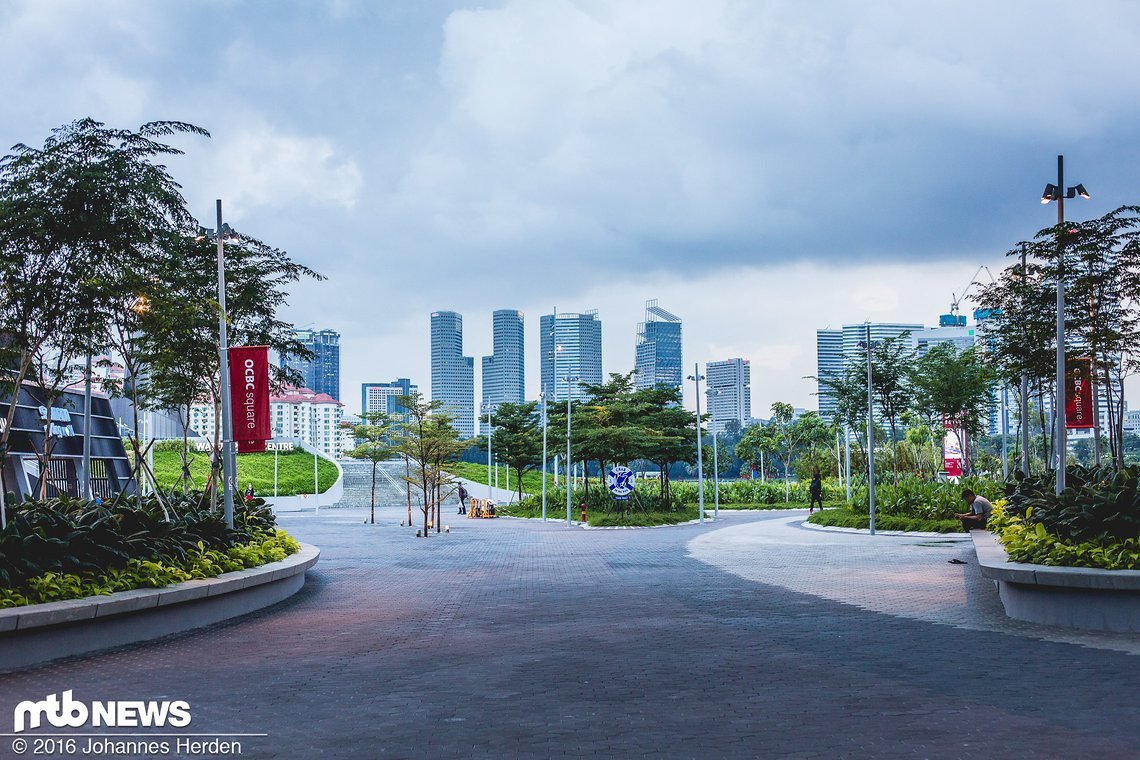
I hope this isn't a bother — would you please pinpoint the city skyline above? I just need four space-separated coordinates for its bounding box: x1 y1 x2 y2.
12 3 1138 418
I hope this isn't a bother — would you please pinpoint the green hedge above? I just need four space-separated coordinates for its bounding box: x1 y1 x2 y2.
807 508 962 533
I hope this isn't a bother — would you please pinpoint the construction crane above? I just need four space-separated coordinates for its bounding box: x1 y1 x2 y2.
942 265 997 326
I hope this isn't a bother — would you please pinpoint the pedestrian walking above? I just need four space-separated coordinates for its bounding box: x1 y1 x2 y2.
808 471 823 514
458 484 468 514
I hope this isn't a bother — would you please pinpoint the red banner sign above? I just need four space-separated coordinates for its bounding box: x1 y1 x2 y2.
229 346 271 453
1065 357 1095 429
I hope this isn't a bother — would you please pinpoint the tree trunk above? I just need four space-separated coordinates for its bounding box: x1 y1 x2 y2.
370 460 377 524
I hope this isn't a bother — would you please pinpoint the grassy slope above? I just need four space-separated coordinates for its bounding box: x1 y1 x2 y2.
152 449 339 496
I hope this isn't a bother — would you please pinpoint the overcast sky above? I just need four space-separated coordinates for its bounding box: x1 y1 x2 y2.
4 0 1140 417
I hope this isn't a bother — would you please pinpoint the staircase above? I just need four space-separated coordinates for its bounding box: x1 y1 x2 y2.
338 459 415 509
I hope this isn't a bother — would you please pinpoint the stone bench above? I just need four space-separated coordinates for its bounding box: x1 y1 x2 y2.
971 530 1140 633
0 542 320 672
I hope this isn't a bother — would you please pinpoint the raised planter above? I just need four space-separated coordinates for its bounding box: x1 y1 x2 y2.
0 543 319 672
972 530 1140 633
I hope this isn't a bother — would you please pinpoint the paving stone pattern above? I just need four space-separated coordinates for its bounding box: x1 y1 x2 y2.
0 500 1137 759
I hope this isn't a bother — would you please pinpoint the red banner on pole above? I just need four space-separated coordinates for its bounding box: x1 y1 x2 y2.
1065 357 1095 429
229 346 271 453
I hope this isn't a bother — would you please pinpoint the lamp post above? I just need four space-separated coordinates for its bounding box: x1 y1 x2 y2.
862 323 877 535
844 426 852 503
481 402 494 502
198 201 240 529
1040 155 1089 496
687 366 706 524
708 387 721 519
565 374 579 526
540 389 548 521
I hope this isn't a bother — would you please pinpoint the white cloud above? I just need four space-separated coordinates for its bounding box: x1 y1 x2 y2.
186 120 364 218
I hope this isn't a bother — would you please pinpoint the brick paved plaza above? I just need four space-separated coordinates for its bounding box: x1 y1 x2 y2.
1 477 1138 758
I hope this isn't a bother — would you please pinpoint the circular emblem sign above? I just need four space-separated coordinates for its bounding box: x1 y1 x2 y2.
607 465 635 500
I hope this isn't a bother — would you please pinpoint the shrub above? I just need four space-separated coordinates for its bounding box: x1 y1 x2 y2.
1002 465 1140 542
989 501 1140 570
849 476 1002 521
0 492 281 589
0 530 300 608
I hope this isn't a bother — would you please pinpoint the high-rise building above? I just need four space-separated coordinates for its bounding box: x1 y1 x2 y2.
540 310 603 402
362 378 417 419
280 328 341 401
634 299 682 391
431 311 475 438
841 322 923 366
481 310 525 431
815 329 844 423
706 359 751 435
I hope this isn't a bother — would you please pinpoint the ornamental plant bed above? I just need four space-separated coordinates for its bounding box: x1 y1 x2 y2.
0 494 300 608
990 465 1140 570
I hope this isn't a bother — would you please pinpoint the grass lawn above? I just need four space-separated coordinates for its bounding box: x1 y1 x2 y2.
807 508 963 533
447 461 550 495
152 449 339 496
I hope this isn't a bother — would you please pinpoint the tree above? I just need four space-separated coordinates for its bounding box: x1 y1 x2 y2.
393 392 464 536
347 412 398 524
867 335 914 482
0 118 206 516
634 384 696 508
908 344 995 476
737 404 830 501
480 402 542 504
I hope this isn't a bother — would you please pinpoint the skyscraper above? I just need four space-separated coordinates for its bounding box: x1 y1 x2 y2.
634 299 682 391
431 311 475 438
706 359 751 435
815 329 843 423
481 309 525 417
540 310 603 402
361 378 417 419
281 328 341 401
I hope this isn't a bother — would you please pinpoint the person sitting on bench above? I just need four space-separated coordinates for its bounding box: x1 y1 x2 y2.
955 489 992 531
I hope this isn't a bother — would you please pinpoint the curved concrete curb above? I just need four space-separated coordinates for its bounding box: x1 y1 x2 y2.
0 543 320 672
972 530 1140 632
799 519 968 539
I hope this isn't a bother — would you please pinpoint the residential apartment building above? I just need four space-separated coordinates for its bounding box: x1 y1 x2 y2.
361 378 417 419
706 358 751 435
540 310 603 402
190 386 345 458
431 310 475 438
634 299 682 391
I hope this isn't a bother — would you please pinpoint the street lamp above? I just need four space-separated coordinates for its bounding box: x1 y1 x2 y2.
860 324 878 535
196 202 240 529
687 366 706 524
707 387 721 519
1040 155 1089 495
540 389 548 521
481 401 495 502
565 374 579 526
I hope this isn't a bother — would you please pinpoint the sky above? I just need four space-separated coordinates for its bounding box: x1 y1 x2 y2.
3 0 1140 419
